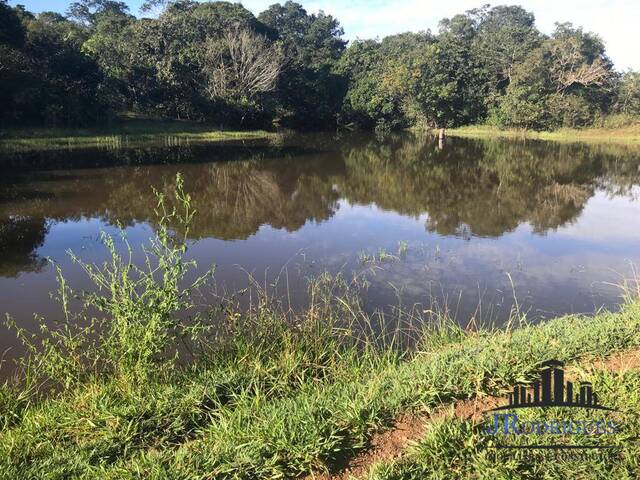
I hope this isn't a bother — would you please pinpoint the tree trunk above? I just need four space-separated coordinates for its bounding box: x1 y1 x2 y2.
438 127 446 150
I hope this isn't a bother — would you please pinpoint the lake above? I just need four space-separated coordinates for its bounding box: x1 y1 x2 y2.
1 131 640 362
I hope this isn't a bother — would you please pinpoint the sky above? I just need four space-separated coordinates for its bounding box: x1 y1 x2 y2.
10 0 639 71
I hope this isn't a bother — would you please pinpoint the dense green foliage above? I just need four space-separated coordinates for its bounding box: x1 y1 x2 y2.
0 0 347 128
0 0 638 130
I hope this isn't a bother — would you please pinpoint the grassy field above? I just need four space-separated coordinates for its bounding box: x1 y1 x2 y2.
1 176 640 479
0 119 273 152
444 123 640 144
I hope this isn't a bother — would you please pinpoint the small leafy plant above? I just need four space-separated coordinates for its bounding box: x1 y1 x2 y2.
9 173 215 388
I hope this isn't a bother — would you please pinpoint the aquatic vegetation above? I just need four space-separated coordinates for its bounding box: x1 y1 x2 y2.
377 248 399 263
358 250 375 264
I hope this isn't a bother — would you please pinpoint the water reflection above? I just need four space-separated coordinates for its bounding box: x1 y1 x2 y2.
340 134 638 236
1 132 639 330
0 215 49 277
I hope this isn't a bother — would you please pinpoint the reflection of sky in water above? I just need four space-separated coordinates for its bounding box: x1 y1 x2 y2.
303 195 639 321
3 188 637 346
1 135 640 361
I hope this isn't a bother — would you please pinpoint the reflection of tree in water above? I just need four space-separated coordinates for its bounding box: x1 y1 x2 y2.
0 216 49 277
161 159 341 239
0 152 344 241
1 134 639 276
0 138 279 170
339 133 640 237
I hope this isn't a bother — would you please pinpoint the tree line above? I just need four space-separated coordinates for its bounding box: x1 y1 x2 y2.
1 0 639 131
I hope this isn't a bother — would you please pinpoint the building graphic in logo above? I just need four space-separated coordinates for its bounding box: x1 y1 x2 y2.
490 360 615 412
481 359 632 455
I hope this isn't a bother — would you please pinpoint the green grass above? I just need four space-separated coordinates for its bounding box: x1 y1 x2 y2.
444 123 640 145
1 297 639 478
1 177 639 479
0 118 273 152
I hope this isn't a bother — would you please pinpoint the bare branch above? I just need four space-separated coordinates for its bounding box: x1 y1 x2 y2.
203 26 284 104
549 38 611 93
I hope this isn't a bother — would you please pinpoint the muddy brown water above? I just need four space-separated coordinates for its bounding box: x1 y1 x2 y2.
1 131 639 370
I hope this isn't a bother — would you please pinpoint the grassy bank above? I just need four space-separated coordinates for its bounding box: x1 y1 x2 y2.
444 124 640 144
0 118 273 152
1 296 639 478
1 177 639 478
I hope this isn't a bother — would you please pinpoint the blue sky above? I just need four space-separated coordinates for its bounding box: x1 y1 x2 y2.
10 0 639 70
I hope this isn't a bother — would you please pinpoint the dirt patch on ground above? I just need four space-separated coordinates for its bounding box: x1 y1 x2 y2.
304 397 505 480
306 413 425 480
306 347 640 479
591 349 640 372
452 394 504 423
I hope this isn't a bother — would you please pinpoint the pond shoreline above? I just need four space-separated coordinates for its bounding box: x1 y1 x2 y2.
441 124 640 144
0 118 278 153
2 119 639 156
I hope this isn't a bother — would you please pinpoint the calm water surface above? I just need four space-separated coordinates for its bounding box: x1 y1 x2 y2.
1 132 640 359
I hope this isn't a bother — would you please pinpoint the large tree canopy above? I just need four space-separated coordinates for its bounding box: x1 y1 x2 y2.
258 1 346 128
495 23 616 129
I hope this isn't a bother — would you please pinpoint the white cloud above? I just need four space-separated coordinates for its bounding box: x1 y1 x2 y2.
239 0 640 71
